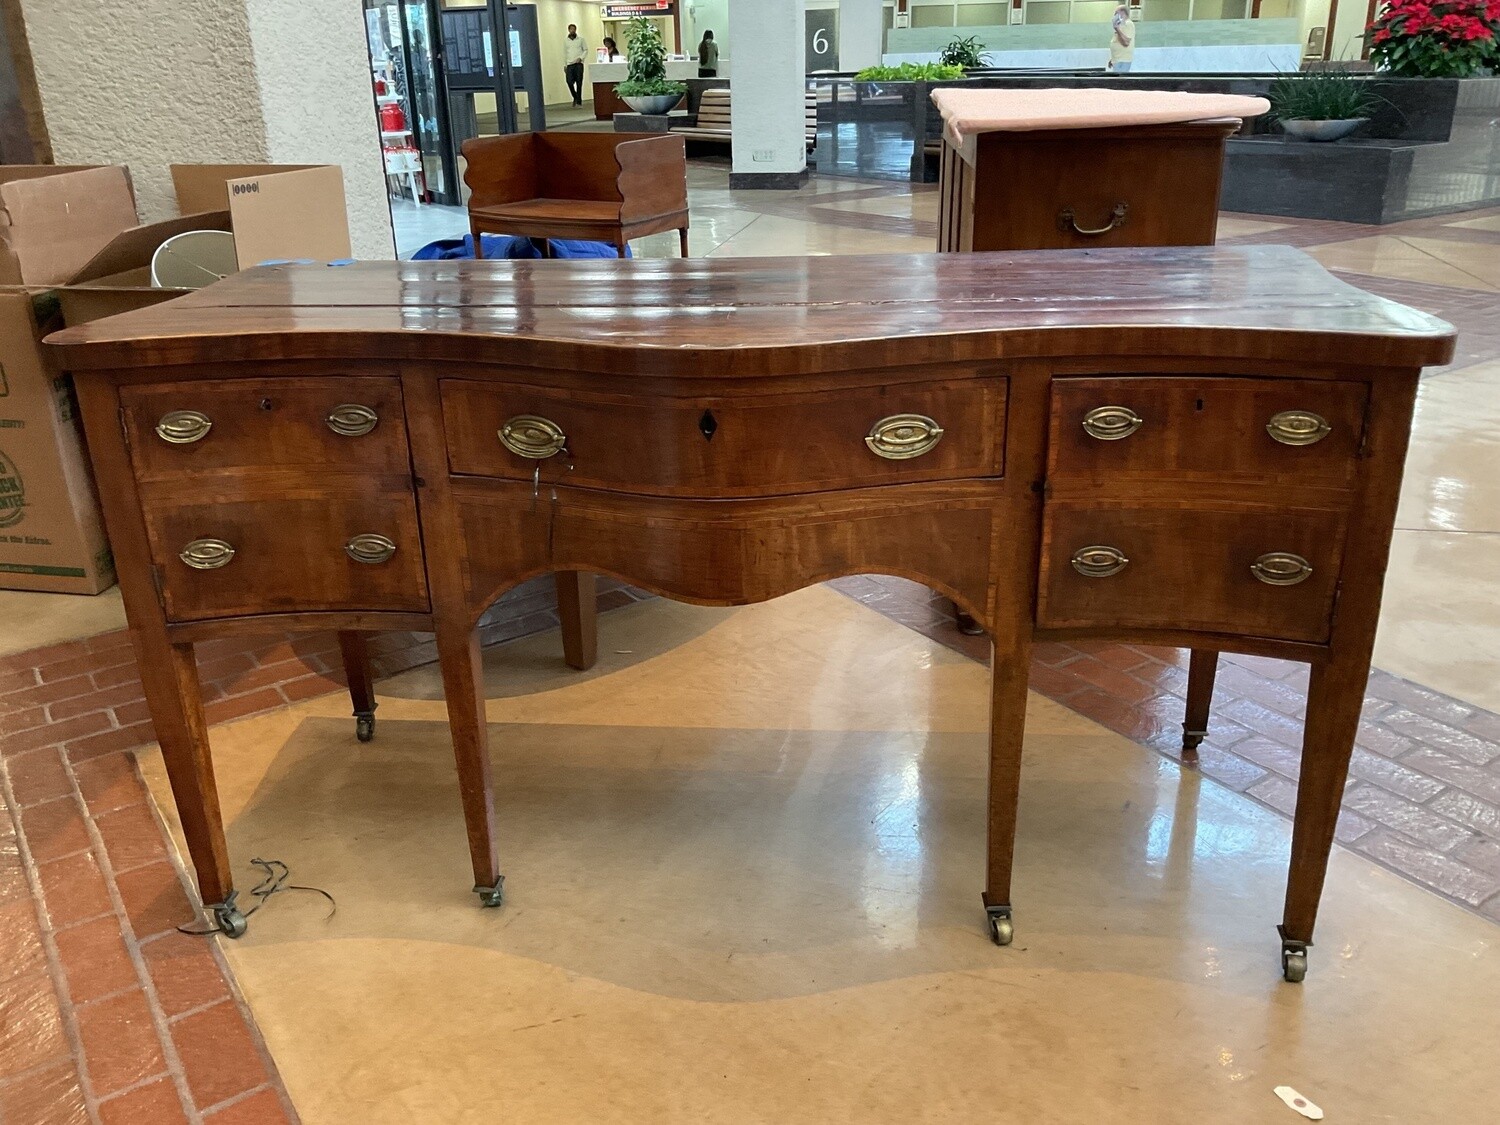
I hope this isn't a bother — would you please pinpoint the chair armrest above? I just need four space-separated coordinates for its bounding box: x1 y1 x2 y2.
616 135 689 223
461 135 539 208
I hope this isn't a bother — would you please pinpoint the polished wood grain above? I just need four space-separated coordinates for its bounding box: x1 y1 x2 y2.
47 249 1456 979
938 122 1240 253
440 375 1007 497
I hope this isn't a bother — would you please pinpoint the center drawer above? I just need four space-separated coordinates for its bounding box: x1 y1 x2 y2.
440 378 1006 497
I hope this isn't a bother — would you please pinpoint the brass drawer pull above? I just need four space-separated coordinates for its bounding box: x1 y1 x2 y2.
345 533 397 565
499 415 567 459
156 410 213 444
179 538 235 570
865 413 945 460
1071 545 1129 578
1058 202 1128 237
1267 410 1331 447
1082 405 1143 441
327 403 379 437
1251 552 1313 586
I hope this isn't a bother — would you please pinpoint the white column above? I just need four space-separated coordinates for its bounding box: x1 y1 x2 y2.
17 0 395 259
728 0 807 188
839 0 884 72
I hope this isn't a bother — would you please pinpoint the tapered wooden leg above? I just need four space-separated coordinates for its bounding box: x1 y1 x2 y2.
678 227 689 258
1280 657 1364 961
555 571 598 671
435 621 502 905
338 631 378 742
983 634 1032 946
1182 649 1218 759
616 235 629 260
470 222 486 259
133 631 241 931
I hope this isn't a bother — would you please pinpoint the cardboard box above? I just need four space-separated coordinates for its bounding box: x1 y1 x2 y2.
58 164 353 325
0 166 139 286
0 289 115 593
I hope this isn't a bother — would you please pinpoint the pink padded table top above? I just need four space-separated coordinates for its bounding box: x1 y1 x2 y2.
931 87 1270 146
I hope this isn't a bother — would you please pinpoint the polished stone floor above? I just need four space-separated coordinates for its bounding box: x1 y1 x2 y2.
139 589 1500 1124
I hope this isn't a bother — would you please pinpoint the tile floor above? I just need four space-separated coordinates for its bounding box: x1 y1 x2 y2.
4 160 1500 1122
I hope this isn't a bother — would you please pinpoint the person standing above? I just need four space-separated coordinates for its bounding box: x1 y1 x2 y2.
563 23 588 107
697 29 719 78
1108 5 1135 75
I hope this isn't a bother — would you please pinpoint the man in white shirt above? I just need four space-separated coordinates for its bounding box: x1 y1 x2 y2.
563 24 588 107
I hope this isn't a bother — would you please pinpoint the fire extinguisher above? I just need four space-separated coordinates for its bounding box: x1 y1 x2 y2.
380 101 406 133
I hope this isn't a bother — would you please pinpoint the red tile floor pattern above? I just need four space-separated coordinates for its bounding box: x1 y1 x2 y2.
6 573 1500 1121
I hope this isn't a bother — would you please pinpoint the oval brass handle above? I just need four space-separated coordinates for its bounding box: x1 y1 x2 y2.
499 415 567 459
156 410 212 444
327 403 379 437
1266 410 1331 447
179 538 235 570
1058 202 1128 237
1071 545 1129 578
865 414 945 460
345 533 397 565
1082 405 1143 441
1251 552 1313 586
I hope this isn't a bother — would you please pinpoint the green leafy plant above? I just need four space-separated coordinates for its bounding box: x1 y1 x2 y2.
1267 67 1383 120
614 16 687 97
854 61 965 81
939 35 990 69
1366 0 1500 77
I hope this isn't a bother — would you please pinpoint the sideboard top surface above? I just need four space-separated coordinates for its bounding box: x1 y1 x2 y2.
48 245 1455 375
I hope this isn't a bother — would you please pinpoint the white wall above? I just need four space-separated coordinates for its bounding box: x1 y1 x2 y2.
533 0 609 106
18 0 395 260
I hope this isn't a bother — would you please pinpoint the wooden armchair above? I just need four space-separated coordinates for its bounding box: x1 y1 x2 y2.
461 132 690 259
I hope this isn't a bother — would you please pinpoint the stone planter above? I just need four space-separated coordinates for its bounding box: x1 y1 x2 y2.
1279 118 1367 142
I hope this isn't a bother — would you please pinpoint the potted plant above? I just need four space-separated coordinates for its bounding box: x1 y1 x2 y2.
1267 67 1383 141
614 15 687 115
939 34 991 70
1366 0 1500 77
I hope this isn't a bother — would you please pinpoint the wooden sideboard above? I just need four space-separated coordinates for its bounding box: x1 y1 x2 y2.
47 247 1455 983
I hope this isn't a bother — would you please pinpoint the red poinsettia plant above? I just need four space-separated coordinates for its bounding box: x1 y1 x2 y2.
1367 0 1500 77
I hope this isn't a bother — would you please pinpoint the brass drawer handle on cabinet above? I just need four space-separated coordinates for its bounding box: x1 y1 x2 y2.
345 533 397 565
1251 552 1313 586
326 403 379 437
179 538 235 570
1266 410 1331 447
1071 545 1130 578
865 414 945 460
155 410 213 444
1058 202 1128 237
1082 405 1143 441
499 415 567 459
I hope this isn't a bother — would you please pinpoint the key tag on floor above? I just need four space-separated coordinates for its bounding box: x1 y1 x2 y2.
1274 1086 1324 1120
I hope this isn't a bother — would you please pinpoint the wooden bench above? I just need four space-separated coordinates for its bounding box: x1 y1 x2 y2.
671 88 818 152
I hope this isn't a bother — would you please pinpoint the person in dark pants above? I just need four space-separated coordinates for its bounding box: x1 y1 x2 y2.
563 23 588 107
697 29 718 77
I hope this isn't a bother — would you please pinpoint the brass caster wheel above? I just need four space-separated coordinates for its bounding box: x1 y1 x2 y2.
1282 947 1307 983
211 901 248 939
985 905 1014 947
474 877 505 908
954 609 986 636
355 713 376 743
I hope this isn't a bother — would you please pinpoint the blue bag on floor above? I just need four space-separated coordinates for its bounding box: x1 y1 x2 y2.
410 234 631 261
